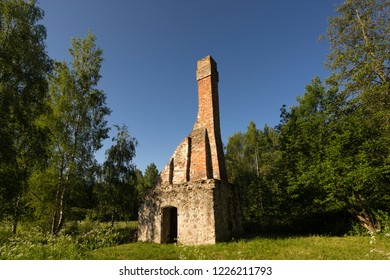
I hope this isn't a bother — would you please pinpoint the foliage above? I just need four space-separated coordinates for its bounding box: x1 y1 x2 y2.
324 0 389 93
0 0 51 231
136 163 159 199
322 0 390 232
227 73 389 234
277 78 351 232
143 163 159 189
0 227 84 260
278 76 387 233
225 0 390 235
0 221 137 260
225 122 283 231
94 125 138 225
28 31 111 234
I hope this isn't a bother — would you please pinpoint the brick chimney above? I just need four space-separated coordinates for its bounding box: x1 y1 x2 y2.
192 55 227 182
158 55 227 184
138 56 242 245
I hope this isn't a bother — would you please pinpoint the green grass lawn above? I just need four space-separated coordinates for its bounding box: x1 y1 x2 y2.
2 221 389 260
87 235 390 260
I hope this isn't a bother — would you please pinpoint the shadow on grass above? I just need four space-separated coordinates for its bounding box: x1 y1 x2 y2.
112 227 138 244
239 215 353 241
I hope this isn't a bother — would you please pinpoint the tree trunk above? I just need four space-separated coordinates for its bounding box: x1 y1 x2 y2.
51 185 66 235
51 186 61 235
56 191 65 234
111 211 115 229
355 9 387 84
11 197 20 234
50 181 68 235
51 210 58 235
357 210 380 234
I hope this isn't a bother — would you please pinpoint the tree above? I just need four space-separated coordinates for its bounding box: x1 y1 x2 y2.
278 75 390 234
278 78 350 233
226 122 283 231
29 31 110 234
0 0 52 232
323 0 390 232
95 125 137 227
324 0 389 93
143 164 159 190
133 163 159 215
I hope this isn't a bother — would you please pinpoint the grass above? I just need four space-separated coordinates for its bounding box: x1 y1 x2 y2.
87 235 390 260
1 221 389 260
87 242 180 260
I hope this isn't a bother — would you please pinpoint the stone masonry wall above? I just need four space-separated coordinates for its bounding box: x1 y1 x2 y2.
138 179 241 245
138 180 217 245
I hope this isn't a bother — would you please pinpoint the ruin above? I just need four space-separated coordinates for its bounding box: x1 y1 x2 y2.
138 55 242 245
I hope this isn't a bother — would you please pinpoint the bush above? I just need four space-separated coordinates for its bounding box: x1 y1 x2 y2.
0 221 137 259
0 226 83 259
375 210 390 237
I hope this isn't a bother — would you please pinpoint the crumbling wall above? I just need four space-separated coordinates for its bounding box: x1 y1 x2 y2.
138 179 242 245
138 180 217 245
138 56 242 245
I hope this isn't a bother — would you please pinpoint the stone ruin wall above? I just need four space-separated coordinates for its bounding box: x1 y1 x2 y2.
138 181 216 245
138 179 241 245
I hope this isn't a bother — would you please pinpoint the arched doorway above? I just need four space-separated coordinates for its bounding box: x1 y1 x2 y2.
161 206 178 243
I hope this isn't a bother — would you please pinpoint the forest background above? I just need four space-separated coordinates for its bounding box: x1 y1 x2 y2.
0 0 389 250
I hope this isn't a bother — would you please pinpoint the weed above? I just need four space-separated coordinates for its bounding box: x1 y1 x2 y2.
0 221 136 260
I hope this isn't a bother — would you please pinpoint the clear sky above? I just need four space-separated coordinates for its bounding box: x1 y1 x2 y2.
38 0 341 173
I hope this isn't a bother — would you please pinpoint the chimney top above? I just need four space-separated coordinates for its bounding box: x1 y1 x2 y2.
196 55 218 82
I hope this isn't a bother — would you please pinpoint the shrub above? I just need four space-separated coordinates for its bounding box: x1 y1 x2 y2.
0 221 136 259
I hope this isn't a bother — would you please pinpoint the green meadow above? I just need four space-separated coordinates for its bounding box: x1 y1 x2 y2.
1 221 389 260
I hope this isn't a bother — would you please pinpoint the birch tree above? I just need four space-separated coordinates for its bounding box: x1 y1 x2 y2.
29 31 110 234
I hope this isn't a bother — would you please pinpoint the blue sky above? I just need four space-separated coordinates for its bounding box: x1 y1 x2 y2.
38 0 341 173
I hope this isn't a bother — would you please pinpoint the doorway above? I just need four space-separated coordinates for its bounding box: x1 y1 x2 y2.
161 206 178 243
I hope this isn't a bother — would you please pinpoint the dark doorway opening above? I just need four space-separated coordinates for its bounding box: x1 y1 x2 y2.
161 207 178 243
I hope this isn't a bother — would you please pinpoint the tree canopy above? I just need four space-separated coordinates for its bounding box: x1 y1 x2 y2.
0 0 52 232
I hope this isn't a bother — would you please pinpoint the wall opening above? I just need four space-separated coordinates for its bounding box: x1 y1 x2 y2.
169 158 174 184
161 206 178 243
186 137 192 182
205 129 213 179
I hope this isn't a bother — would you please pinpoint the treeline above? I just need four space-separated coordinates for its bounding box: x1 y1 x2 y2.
226 0 389 235
0 0 159 234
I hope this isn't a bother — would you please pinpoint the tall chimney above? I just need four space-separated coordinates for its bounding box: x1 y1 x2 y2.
138 55 242 245
157 55 227 184
192 55 227 181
